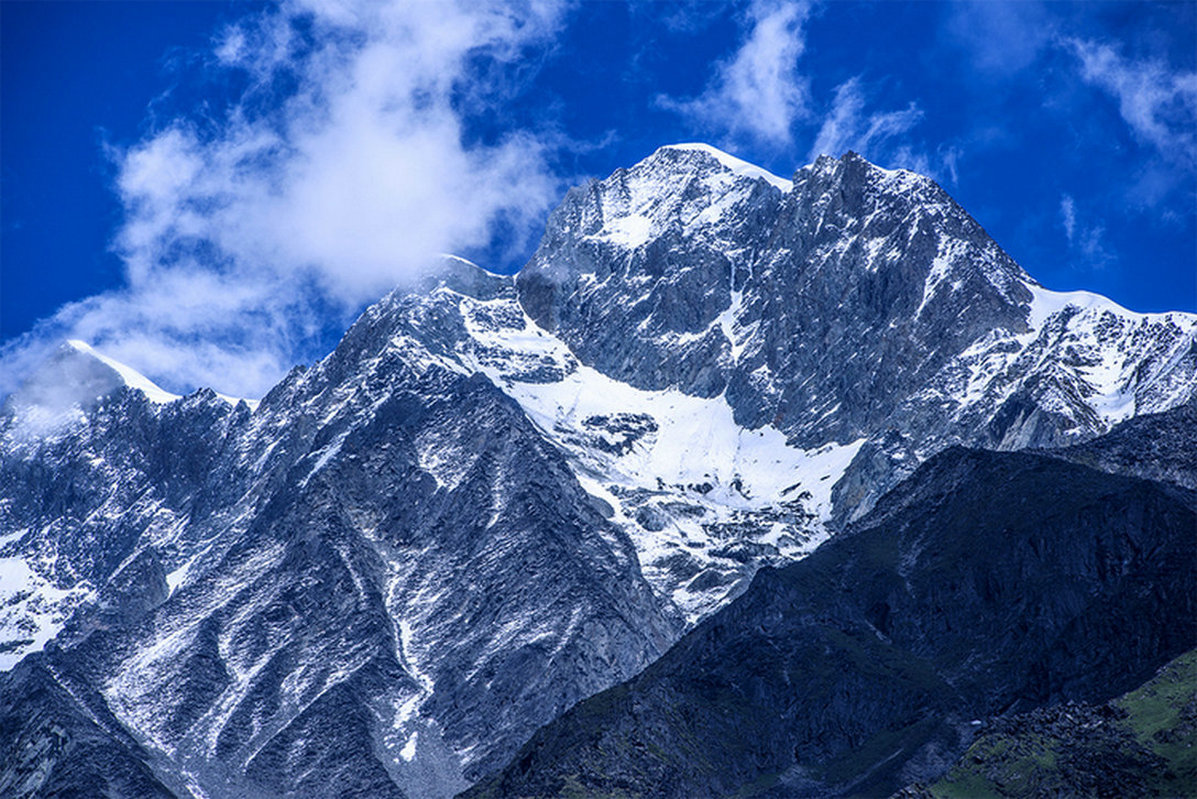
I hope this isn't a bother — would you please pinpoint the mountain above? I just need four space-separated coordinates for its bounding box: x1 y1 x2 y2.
2 144 1194 797
466 431 1197 798
518 144 1196 521
1 297 680 797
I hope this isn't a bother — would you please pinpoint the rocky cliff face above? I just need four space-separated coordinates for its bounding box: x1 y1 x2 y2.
0 282 680 797
1 144 1194 798
518 144 1197 521
519 146 1031 437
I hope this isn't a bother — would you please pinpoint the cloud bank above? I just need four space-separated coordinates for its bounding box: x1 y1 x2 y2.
3 0 565 399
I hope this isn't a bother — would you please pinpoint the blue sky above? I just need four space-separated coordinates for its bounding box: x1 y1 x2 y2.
2 0 1194 398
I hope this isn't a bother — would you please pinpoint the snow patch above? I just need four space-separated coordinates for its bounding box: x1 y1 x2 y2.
716 290 745 359
398 619 435 695
662 143 793 192
596 214 653 248
66 340 181 404
165 550 207 595
401 731 419 761
215 392 260 411
1024 282 1133 329
0 557 92 670
65 339 259 408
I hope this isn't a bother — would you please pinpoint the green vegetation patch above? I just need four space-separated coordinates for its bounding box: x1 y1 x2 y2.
1117 648 1197 796
925 649 1197 798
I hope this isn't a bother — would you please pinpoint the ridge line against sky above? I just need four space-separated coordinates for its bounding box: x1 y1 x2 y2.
2 0 1194 399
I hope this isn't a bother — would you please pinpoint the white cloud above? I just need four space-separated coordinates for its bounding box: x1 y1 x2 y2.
1075 223 1115 272
660 2 934 167
3 0 567 400
1069 39 1197 167
939 145 961 185
662 0 813 146
807 77 923 162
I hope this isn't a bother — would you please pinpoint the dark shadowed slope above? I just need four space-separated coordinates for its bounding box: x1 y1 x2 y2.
466 443 1197 798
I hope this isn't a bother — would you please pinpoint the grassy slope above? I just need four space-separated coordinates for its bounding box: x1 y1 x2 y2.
927 648 1197 798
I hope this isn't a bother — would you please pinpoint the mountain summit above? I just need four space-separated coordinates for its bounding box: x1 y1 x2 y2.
518 144 1196 518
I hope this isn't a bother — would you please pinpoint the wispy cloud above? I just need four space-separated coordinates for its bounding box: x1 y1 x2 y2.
2 0 567 399
661 0 813 147
661 1 933 169
1068 39 1197 168
1060 194 1077 242
942 0 1054 78
1075 224 1115 272
807 77 923 162
1059 192 1115 271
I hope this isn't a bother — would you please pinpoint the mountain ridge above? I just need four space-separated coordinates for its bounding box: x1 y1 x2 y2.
1 144 1194 798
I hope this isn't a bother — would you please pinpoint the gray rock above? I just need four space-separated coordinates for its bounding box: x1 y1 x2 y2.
0 291 681 798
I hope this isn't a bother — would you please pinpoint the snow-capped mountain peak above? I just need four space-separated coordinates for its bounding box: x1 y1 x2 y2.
659 142 794 191
3 340 175 422
517 145 1196 520
64 340 181 405
2 144 1194 799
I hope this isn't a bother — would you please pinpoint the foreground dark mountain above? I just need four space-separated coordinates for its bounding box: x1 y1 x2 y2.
2 145 1194 797
466 436 1197 798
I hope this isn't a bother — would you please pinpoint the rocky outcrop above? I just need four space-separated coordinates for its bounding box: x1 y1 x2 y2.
0 280 680 798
